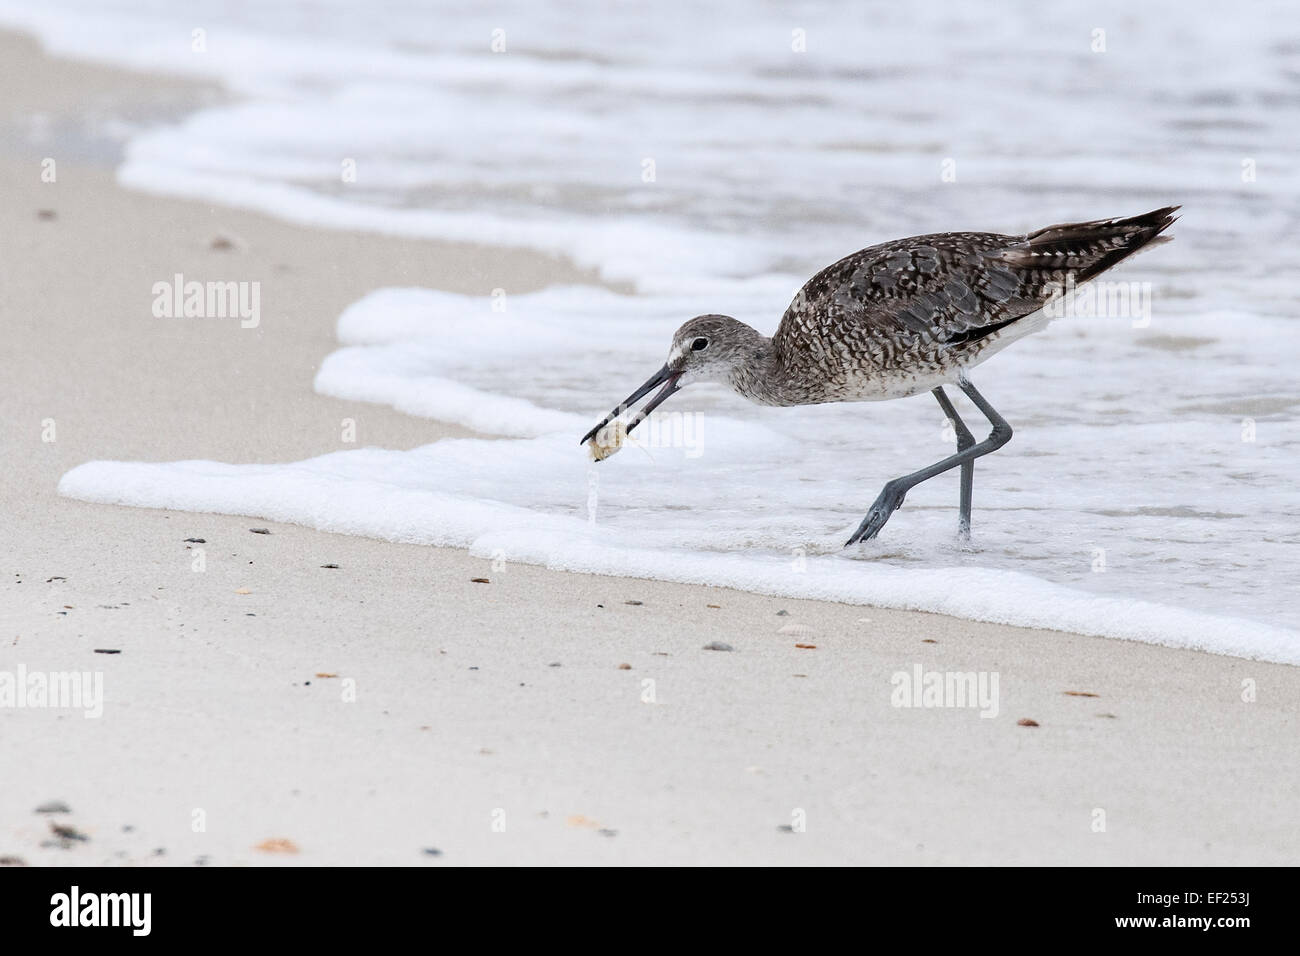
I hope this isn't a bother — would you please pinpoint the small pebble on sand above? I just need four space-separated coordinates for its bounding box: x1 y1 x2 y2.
49 822 88 843
703 641 734 652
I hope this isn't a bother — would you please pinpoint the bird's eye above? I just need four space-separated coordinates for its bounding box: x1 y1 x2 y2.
691 337 709 351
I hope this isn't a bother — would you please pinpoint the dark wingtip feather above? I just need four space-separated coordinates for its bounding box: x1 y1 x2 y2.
1001 205 1181 284
1128 204 1181 233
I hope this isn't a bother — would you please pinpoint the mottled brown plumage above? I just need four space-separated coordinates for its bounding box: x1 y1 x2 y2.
729 205 1179 405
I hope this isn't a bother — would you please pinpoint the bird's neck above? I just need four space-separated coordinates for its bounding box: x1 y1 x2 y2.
726 334 797 406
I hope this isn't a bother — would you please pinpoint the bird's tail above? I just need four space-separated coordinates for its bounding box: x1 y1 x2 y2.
1005 205 1180 283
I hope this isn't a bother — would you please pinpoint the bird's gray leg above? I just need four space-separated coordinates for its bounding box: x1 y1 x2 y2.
931 386 975 539
846 378 1012 546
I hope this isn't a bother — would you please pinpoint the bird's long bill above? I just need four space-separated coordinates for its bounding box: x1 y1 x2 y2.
580 364 682 445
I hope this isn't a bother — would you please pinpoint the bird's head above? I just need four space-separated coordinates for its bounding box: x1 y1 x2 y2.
580 314 765 458
664 314 766 386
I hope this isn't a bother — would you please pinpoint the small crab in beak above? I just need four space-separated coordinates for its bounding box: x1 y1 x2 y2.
580 364 682 461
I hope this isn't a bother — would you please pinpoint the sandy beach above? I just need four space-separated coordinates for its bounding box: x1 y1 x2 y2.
2 29 1298 867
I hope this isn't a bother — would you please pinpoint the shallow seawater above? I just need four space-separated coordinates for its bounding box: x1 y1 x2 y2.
11 0 1299 657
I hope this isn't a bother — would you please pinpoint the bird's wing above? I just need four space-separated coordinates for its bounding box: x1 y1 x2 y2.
775 207 1179 353
775 232 1033 351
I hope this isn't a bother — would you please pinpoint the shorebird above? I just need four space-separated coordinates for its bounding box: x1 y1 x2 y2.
581 206 1179 544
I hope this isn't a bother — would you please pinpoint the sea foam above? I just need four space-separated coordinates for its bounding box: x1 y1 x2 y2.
61 287 1300 663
